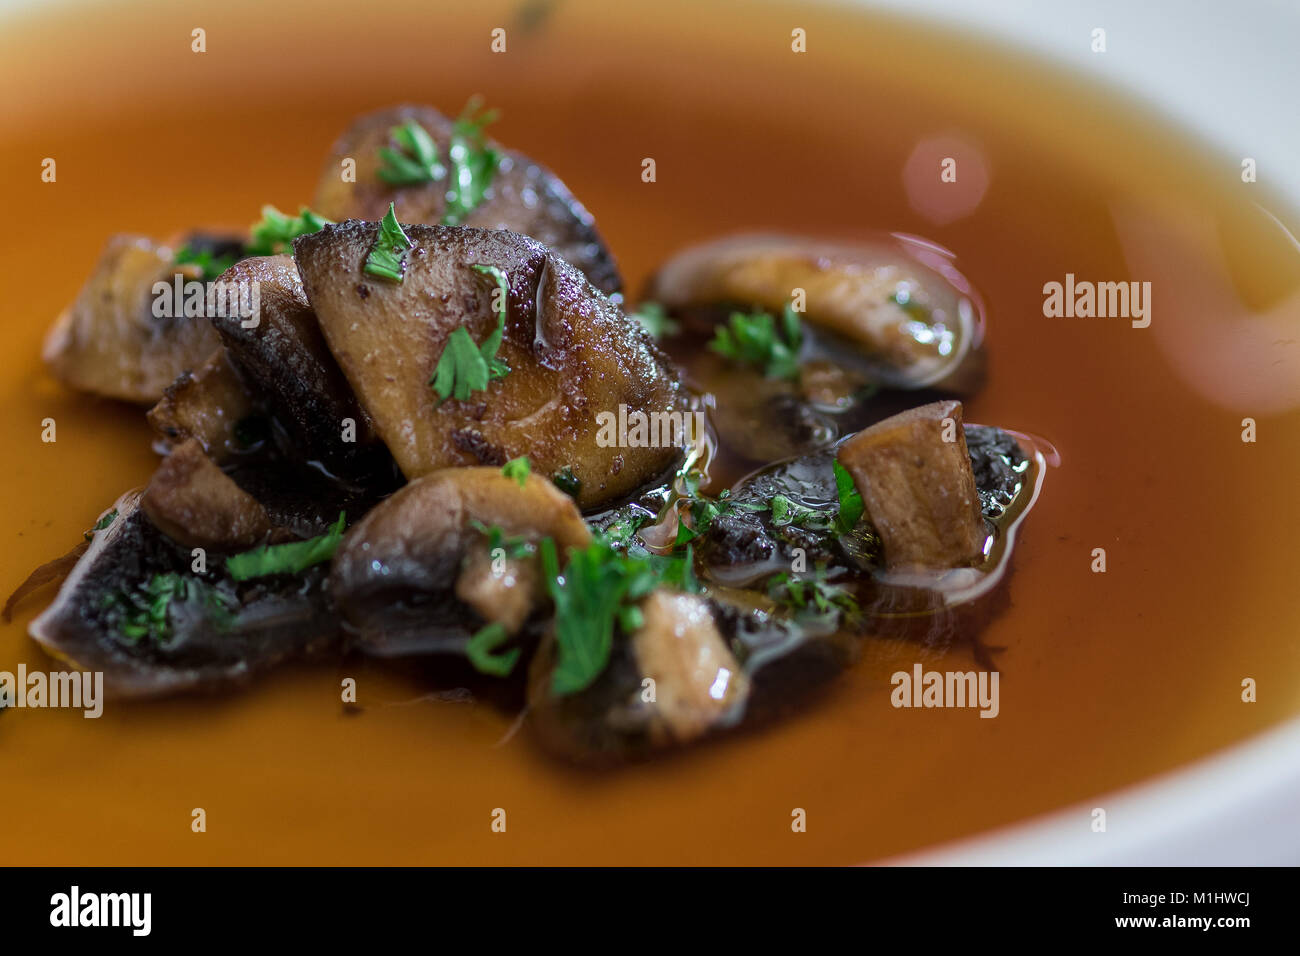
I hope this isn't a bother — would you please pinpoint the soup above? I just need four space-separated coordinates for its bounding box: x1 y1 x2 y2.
1 0 1298 864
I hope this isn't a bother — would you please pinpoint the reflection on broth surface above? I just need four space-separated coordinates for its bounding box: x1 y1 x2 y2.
0 0 1298 865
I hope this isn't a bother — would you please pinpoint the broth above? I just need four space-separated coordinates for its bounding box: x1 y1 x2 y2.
1 0 1299 864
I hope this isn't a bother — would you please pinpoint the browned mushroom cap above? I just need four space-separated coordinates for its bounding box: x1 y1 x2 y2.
645 233 985 392
312 104 621 295
294 221 687 510
206 255 388 478
141 439 273 551
330 467 590 656
44 235 223 402
147 348 256 461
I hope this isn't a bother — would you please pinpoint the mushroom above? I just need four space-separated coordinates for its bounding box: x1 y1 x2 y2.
645 232 985 393
836 400 987 571
28 490 339 698
312 104 621 295
293 221 688 510
140 439 273 551
208 255 391 479
329 467 591 656
44 234 227 402
147 348 257 461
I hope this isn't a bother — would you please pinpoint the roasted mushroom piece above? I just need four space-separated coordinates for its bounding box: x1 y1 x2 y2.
28 490 341 698
207 254 393 481
147 348 257 460
294 222 688 510
313 104 622 295
330 467 591 657
44 234 229 403
646 232 985 394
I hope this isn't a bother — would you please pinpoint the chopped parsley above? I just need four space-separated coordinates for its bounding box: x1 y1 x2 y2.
465 622 520 677
470 520 536 561
246 205 332 257
627 302 678 340
540 537 698 697
767 569 859 618
428 264 511 403
174 245 238 281
708 302 804 379
501 456 530 486
442 99 501 225
832 460 864 534
84 509 118 541
377 119 446 187
225 513 346 581
769 495 834 532
102 573 235 645
363 203 414 282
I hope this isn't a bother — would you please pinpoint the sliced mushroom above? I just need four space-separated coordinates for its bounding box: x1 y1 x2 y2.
29 490 339 698
312 104 621 295
208 255 390 479
141 439 273 551
147 349 257 460
646 232 985 393
837 400 987 571
294 222 687 510
44 235 225 402
330 467 590 656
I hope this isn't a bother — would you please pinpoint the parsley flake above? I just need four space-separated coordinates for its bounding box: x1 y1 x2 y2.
363 203 414 282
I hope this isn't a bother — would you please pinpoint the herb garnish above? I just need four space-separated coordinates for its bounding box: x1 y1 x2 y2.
501 456 530 486
363 203 414 282
246 205 332 257
84 509 118 541
627 302 678 340
767 569 859 618
428 264 511 402
442 99 501 225
708 302 804 379
377 119 447 187
174 246 238 282
465 622 520 677
832 460 864 534
551 466 581 499
225 513 346 581
540 537 699 696
102 573 235 645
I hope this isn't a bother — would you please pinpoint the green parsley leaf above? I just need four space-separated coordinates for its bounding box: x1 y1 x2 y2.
84 509 118 541
465 622 521 677
246 205 332 257
363 203 414 282
225 513 346 581
627 302 678 340
442 98 501 225
174 245 238 281
708 302 804 379
832 460 864 535
501 456 531 486
540 537 660 697
377 119 446 187
428 264 512 402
